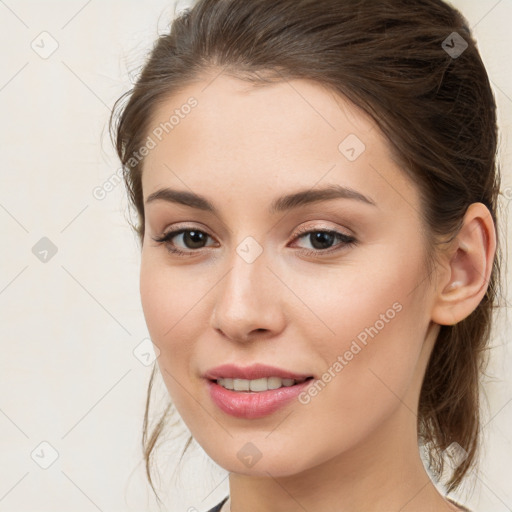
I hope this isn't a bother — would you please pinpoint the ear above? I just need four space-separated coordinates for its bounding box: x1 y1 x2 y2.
431 202 496 326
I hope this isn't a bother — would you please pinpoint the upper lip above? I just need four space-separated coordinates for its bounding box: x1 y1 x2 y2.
204 363 314 381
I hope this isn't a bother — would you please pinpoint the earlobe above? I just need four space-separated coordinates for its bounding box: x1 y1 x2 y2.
431 203 496 326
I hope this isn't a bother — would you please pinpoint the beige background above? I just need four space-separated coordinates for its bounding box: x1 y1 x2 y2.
0 0 510 510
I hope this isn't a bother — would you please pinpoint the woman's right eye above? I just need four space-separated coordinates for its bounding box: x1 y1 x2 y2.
152 228 217 256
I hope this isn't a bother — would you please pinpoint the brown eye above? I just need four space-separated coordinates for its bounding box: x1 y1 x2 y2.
152 228 217 256
180 230 209 249
291 228 357 256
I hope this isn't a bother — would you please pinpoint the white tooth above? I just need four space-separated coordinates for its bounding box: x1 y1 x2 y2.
267 377 282 390
233 378 250 391
217 377 301 392
218 378 233 390
249 378 268 392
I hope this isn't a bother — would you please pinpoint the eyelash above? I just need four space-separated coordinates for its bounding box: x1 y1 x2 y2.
151 225 357 258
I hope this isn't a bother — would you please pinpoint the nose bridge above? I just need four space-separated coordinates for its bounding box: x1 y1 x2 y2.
212 238 283 339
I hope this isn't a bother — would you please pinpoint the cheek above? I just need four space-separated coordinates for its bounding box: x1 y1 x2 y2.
288 242 425 352
139 258 205 414
140 251 200 336
139 255 204 367
289 243 429 416
140 259 174 341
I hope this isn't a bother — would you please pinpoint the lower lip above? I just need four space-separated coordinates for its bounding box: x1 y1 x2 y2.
206 379 313 419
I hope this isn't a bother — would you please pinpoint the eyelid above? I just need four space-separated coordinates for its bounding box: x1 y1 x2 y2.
153 222 351 242
152 223 218 247
289 224 357 255
152 221 357 256
292 222 354 239
154 222 213 240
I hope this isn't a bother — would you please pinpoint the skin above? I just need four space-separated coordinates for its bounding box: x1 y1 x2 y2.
139 73 495 512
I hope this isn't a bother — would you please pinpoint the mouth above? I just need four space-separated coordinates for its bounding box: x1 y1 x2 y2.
206 375 315 419
209 376 315 393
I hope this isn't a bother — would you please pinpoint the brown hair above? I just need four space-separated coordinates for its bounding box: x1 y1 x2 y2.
109 0 503 502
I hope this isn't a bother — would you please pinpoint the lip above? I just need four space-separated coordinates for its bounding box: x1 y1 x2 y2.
203 363 314 381
206 378 314 419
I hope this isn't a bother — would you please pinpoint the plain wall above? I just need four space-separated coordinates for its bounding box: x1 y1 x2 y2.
0 0 511 510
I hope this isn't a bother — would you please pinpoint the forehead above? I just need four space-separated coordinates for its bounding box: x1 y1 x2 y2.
145 74 376 160
141 74 421 216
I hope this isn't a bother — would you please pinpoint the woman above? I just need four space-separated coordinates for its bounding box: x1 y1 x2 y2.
110 0 502 510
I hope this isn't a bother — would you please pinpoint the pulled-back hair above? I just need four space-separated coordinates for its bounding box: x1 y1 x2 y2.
109 0 502 501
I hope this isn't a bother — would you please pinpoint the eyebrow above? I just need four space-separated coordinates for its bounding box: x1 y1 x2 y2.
145 184 376 214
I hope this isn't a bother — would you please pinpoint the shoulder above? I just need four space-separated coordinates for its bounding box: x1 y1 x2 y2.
206 496 229 512
446 496 473 511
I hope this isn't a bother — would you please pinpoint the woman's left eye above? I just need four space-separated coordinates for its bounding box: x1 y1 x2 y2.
290 228 357 255
151 226 357 257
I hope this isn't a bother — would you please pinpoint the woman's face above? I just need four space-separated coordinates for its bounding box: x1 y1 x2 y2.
139 74 441 476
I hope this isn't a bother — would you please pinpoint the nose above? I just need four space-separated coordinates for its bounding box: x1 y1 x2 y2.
211 246 286 343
